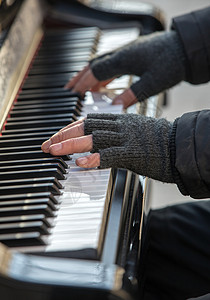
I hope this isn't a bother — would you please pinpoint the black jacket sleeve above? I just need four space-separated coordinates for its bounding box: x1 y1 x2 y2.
171 110 210 199
172 6 210 84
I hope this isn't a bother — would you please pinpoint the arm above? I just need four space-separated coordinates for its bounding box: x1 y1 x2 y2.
91 6 210 87
42 110 210 199
65 7 210 108
172 6 210 84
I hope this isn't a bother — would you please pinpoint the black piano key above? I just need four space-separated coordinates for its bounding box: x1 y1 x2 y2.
13 102 79 110
0 157 68 169
14 98 82 107
1 126 63 135
23 73 74 83
0 214 52 227
22 80 79 91
7 113 80 123
42 37 97 47
0 204 54 217
17 90 79 101
40 40 96 50
13 99 82 110
28 63 86 76
43 35 97 42
18 87 61 95
0 192 58 205
9 107 81 118
23 73 75 85
0 177 63 190
0 131 56 138
34 50 91 60
0 232 46 247
0 221 49 235
18 87 79 95
8 110 80 121
42 29 97 40
42 34 97 42
44 27 99 41
28 65 85 77
0 197 56 211
37 46 94 57
0 145 43 153
0 183 62 196
0 168 65 180
0 137 48 147
33 54 90 66
4 117 76 130
38 45 95 56
20 108 81 119
29 60 86 70
36 42 94 52
0 162 67 175
22 79 69 90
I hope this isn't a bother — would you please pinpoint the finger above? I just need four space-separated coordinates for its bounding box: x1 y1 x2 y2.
64 65 90 89
112 96 123 105
76 153 100 168
72 69 99 94
48 135 93 156
100 78 115 87
59 117 86 132
112 88 137 109
91 78 114 92
41 122 85 153
89 81 102 92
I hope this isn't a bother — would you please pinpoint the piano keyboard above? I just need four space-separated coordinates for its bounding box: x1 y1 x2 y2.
0 1 166 298
0 24 140 257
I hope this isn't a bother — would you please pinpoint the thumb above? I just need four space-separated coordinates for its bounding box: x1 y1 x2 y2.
112 88 138 109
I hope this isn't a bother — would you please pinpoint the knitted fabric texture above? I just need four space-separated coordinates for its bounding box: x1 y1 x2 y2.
84 113 174 183
90 31 186 101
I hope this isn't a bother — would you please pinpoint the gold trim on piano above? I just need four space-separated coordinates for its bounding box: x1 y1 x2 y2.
0 0 46 130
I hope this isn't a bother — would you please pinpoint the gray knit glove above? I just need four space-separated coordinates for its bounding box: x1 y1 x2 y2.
84 113 174 183
90 31 186 101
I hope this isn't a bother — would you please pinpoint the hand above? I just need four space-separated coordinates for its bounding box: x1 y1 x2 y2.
65 65 138 109
65 64 114 95
65 31 186 108
87 31 187 103
41 118 100 168
42 113 174 183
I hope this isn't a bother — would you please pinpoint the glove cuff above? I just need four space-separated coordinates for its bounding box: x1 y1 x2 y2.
170 117 189 195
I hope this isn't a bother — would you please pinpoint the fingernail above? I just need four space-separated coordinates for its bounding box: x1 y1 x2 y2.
50 143 62 152
77 157 88 166
42 139 51 152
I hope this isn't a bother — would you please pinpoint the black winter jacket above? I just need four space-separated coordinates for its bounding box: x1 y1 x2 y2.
171 7 210 200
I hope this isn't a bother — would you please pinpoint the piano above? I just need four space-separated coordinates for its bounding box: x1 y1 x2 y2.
0 1 165 299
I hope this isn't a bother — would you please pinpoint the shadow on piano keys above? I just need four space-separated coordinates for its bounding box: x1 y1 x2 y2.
0 0 165 299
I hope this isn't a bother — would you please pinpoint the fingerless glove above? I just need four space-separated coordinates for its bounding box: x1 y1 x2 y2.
90 31 187 101
84 113 174 183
